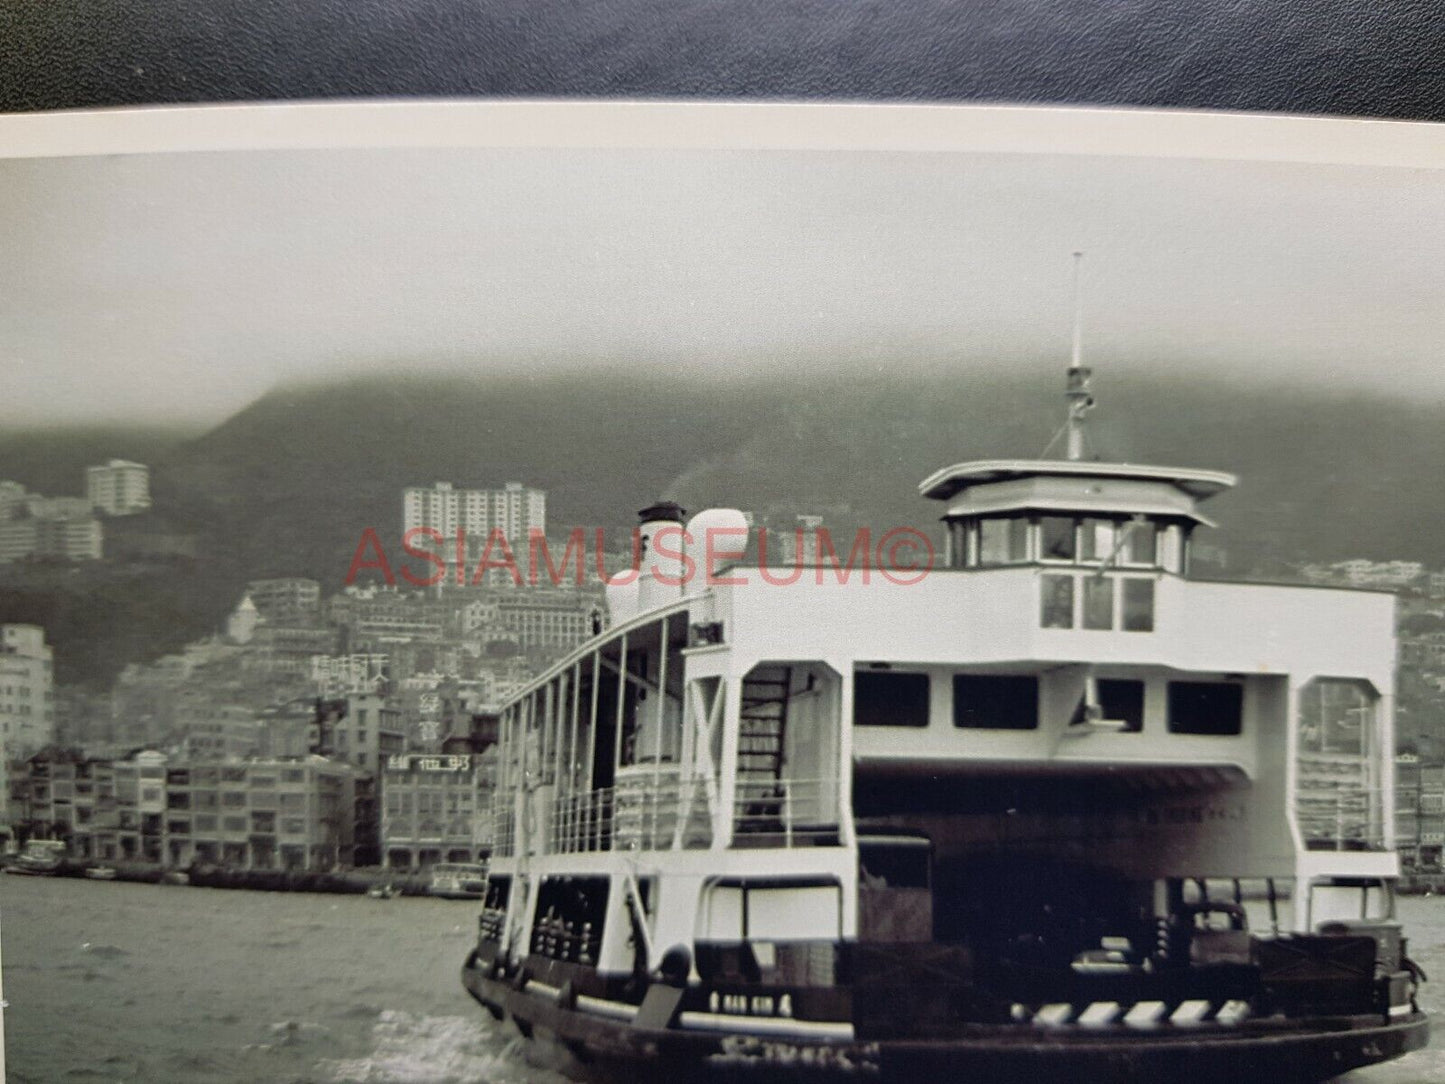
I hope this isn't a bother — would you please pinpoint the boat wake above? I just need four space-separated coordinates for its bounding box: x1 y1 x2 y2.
320 1010 563 1084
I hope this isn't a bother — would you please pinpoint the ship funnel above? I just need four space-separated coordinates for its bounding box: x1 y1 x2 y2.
637 501 687 612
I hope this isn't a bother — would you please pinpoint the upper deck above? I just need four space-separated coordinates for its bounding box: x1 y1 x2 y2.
488 366 1398 886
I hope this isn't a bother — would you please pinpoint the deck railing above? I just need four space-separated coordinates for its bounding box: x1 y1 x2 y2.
1297 781 1388 852
549 771 714 852
732 777 837 847
492 773 839 857
551 787 617 853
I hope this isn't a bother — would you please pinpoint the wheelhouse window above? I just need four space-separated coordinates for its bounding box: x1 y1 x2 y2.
953 674 1039 730
1039 516 1076 561
1079 518 1116 562
954 514 1186 574
1122 521 1158 565
978 518 1029 565
854 671 930 727
1167 681 1243 735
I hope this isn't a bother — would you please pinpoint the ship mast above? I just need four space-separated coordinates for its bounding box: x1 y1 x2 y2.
1064 251 1094 461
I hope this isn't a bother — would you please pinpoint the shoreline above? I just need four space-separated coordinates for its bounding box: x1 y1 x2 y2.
4 859 457 897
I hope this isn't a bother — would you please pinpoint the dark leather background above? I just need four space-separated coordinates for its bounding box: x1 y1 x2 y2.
1 0 1441 119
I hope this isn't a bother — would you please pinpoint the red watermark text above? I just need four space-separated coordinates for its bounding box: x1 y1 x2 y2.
344 526 934 588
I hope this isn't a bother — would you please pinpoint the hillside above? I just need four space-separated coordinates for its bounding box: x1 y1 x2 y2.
3 365 1445 687
0 425 198 496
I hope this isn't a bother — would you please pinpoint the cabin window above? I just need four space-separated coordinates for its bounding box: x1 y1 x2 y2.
1040 575 1074 628
1167 681 1243 735
1296 678 1382 851
854 671 930 727
1122 578 1155 631
1040 516 1076 561
1082 576 1114 629
953 674 1039 730
1097 679 1145 731
978 518 1028 565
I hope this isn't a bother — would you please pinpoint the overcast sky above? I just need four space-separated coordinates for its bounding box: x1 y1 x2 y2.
3 112 1445 426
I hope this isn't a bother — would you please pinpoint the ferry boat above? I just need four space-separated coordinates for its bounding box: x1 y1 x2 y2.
462 365 1429 1081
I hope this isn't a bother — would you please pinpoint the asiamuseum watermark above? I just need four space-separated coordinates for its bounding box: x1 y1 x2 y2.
345 526 934 588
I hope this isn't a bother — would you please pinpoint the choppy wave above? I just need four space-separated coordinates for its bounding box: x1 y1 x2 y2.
321 1011 555 1084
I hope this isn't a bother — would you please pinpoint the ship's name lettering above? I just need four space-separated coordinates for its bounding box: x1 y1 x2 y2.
709 991 794 1017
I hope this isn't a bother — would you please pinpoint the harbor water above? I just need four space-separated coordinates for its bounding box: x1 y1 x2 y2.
3 874 1444 1083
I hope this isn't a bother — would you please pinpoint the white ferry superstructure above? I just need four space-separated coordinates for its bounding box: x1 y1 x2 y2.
462 366 1428 1081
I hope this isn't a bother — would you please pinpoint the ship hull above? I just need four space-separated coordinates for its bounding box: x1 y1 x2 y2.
463 958 1429 1083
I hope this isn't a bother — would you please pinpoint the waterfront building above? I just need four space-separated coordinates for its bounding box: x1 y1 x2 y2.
379 750 495 869
86 459 151 516
18 749 361 870
163 756 359 870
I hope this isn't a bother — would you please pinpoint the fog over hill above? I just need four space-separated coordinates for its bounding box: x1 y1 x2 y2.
1 366 1442 687
9 367 1445 582
187 369 1445 565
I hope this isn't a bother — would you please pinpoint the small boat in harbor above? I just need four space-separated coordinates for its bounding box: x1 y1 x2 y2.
429 862 488 900
6 839 66 876
83 865 118 881
461 364 1429 1081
